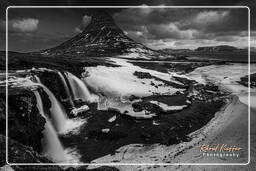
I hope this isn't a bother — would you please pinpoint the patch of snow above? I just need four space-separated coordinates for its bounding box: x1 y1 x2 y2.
98 96 156 119
70 105 89 116
116 58 184 85
83 58 186 118
169 72 193 80
127 112 156 119
129 48 146 53
102 128 110 133
108 115 117 122
15 70 27 73
118 52 150 60
84 58 184 98
4 76 39 89
41 51 49 55
36 67 55 72
152 120 160 126
150 101 187 111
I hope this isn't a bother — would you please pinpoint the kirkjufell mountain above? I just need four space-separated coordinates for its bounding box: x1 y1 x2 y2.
41 10 166 59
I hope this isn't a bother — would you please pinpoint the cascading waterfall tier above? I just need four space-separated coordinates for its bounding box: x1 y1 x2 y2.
57 71 74 107
34 75 68 133
64 72 98 103
32 74 85 163
35 69 97 107
34 90 66 162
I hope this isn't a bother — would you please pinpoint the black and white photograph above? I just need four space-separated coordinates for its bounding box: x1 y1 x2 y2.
0 0 256 171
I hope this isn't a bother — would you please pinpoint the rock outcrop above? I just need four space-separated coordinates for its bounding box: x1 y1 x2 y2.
0 88 45 153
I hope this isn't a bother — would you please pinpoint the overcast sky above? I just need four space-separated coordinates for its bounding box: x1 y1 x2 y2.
0 0 255 52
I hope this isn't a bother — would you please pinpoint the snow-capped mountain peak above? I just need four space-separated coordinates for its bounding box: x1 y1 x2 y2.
42 10 167 59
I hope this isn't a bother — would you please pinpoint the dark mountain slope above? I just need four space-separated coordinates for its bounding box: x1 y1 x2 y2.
42 10 167 59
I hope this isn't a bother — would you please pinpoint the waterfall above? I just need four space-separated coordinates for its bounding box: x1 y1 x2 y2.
57 71 74 107
34 75 41 83
65 72 97 103
34 91 66 162
40 84 68 133
34 75 68 133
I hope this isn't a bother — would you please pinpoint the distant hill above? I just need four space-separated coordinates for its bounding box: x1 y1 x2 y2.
162 45 248 54
161 45 254 62
194 45 247 53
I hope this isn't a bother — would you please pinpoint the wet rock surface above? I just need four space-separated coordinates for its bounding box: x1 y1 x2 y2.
0 89 45 153
0 134 54 164
34 70 66 104
0 135 119 170
0 98 5 135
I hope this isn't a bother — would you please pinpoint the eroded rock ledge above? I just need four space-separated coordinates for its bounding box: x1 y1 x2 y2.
0 89 45 153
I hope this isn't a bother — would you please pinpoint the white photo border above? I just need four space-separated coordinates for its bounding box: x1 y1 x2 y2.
5 6 251 166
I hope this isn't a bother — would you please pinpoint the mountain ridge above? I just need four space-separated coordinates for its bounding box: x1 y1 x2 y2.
161 45 250 54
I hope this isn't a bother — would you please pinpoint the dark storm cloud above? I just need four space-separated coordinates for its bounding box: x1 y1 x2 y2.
112 7 249 49
178 8 249 32
113 8 202 41
114 8 195 25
